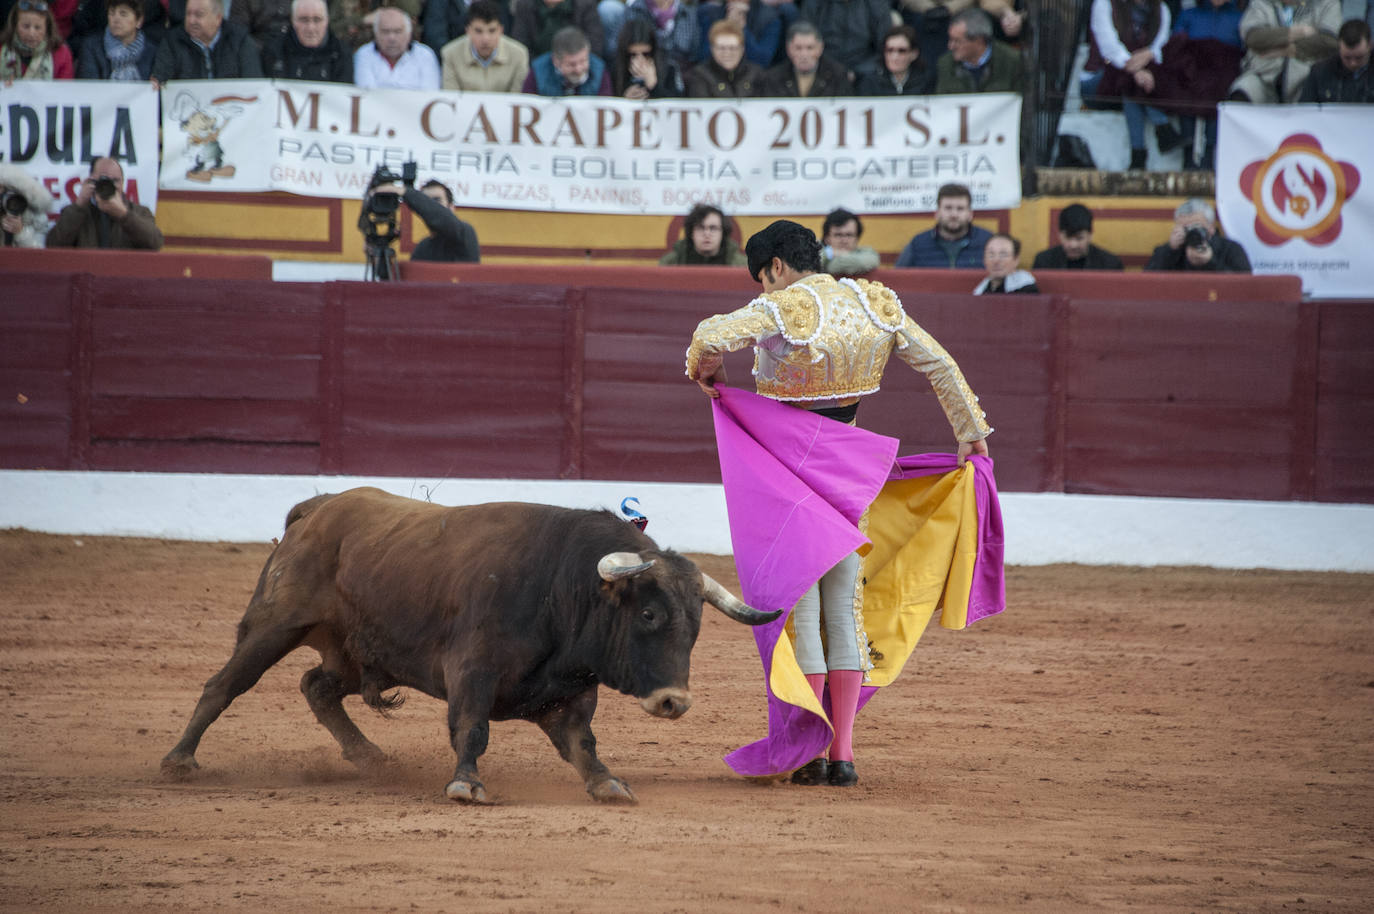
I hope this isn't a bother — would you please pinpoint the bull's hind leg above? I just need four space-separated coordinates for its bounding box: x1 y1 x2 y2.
300 665 386 771
161 621 309 778
534 687 635 804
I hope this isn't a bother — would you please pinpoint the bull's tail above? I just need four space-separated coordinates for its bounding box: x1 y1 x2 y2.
284 493 338 531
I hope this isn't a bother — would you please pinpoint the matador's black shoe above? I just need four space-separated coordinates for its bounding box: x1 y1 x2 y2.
790 758 829 785
827 760 858 787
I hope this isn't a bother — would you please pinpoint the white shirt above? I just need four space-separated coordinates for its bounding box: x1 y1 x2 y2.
353 40 441 90
1090 0 1172 69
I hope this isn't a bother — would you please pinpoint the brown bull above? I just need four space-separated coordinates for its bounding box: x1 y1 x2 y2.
160 487 777 803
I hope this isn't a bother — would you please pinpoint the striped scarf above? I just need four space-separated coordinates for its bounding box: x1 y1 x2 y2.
103 29 146 81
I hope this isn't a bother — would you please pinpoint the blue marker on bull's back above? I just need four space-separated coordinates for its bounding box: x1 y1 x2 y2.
620 496 648 531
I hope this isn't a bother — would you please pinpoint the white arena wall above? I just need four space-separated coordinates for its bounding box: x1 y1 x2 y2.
2 470 1372 573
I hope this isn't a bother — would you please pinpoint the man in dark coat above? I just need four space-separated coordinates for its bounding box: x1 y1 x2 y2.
1032 203 1125 270
761 21 852 96
45 158 164 251
1299 18 1374 103
149 0 264 83
262 0 353 81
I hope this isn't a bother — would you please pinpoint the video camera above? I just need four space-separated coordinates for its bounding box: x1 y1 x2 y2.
357 161 417 281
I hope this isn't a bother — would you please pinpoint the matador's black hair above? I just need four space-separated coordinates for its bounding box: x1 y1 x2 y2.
745 220 823 282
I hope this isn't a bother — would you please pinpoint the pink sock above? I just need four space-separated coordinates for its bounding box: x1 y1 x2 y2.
827 669 863 762
804 673 827 705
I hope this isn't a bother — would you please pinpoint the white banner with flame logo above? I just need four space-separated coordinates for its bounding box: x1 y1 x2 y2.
159 80 1022 215
1217 104 1373 299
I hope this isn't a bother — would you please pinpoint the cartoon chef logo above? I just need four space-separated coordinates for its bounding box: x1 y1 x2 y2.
169 91 258 184
1239 134 1360 247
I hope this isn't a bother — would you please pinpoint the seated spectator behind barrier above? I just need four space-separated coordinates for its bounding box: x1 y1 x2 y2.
1161 0 1245 171
798 0 891 79
935 8 1023 94
660 203 748 265
611 17 681 96
855 24 934 95
1299 18 1373 102
0 163 54 248
429 0 518 58
262 0 353 82
230 0 291 49
521 24 610 93
619 0 697 72
696 0 779 69
76 0 157 79
1080 0 1181 171
46 157 163 250
686 17 764 96
405 179 481 263
150 0 262 83
1145 198 1252 272
761 20 852 96
331 0 423 52
820 208 880 276
512 0 604 60
1230 0 1340 103
354 5 439 88
72 0 165 54
895 182 991 268
974 233 1038 293
1 0 75 79
1031 203 1124 270
442 0 528 91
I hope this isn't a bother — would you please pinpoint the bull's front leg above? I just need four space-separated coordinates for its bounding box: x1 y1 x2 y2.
534 687 636 804
443 673 496 805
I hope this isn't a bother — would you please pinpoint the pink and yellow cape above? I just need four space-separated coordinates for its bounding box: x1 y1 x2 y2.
709 387 1005 777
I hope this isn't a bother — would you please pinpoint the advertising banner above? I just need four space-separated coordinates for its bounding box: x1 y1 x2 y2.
1 81 161 213
159 80 1022 214
1217 103 1373 299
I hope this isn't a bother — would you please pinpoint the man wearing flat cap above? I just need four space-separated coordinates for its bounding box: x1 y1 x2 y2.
683 219 992 790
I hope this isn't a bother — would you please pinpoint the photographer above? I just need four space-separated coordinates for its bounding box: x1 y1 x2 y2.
46 158 163 250
0 163 53 248
1145 198 1251 273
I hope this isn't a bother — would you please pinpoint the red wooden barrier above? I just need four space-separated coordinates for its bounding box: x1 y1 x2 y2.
0 248 273 280
1 266 1369 503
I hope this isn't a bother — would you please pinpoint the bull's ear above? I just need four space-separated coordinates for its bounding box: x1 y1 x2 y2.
598 552 656 582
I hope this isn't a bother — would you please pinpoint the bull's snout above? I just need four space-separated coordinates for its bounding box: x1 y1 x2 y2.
639 687 692 719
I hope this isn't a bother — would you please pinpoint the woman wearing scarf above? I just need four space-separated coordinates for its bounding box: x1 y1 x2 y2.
0 0 75 79
76 0 157 78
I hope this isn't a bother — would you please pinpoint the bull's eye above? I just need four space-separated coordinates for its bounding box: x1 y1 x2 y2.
640 608 657 624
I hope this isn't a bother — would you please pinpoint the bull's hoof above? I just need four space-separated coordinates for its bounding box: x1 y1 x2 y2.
160 753 200 780
588 777 637 804
445 778 492 805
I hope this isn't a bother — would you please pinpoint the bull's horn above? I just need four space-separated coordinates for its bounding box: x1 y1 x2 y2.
701 573 782 626
598 552 656 582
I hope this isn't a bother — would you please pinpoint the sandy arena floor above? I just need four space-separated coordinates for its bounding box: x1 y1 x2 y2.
1 529 1371 913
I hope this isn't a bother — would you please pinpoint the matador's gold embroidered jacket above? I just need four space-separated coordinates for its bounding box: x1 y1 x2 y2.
684 273 992 443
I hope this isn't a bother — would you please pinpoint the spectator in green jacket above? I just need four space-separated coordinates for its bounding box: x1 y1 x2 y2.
934 7 1023 93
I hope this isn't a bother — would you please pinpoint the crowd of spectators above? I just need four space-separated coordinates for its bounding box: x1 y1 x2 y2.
4 0 1368 172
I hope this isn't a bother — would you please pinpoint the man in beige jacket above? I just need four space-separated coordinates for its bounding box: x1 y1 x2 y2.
1230 0 1341 102
441 1 530 92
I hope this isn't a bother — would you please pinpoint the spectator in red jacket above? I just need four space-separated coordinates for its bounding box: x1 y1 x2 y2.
1 0 75 79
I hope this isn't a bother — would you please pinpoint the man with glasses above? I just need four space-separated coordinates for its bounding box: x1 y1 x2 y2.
934 6 1023 93
819 208 879 275
149 0 263 84
856 24 933 95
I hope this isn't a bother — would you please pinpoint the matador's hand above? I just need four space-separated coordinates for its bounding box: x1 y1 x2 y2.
694 362 727 399
957 438 989 465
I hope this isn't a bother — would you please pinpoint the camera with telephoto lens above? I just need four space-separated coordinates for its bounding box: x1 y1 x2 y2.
93 176 118 200
1184 227 1210 250
2 190 27 217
